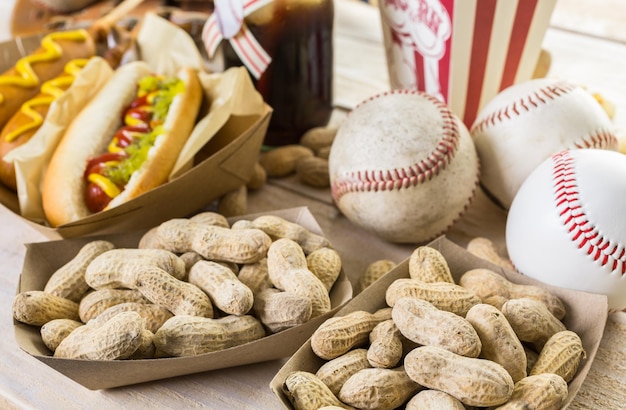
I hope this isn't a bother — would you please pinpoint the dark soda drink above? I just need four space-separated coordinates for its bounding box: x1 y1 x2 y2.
222 0 334 146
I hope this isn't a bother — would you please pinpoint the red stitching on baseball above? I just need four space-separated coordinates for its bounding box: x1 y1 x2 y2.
330 90 460 202
573 128 618 149
470 81 577 134
552 150 626 274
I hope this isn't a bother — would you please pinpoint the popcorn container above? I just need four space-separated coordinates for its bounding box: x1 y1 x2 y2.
378 0 557 128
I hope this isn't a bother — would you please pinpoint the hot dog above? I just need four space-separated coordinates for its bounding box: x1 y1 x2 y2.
0 58 90 191
0 29 96 131
42 61 203 227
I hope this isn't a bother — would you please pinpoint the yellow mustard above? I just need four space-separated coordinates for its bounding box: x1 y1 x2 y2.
4 58 89 143
0 29 89 105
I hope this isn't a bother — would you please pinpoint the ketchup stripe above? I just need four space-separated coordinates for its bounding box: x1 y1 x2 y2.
462 0 498 128
414 50 426 93
499 0 538 89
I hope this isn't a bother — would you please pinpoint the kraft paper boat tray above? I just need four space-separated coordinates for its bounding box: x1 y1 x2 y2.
0 28 271 240
270 236 608 409
14 207 353 390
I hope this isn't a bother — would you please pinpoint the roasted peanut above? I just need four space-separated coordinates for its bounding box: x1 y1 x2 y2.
530 330 586 383
408 246 454 283
189 222 271 264
296 156 330 188
134 266 214 318
189 211 229 228
385 278 480 316
525 345 540 376
460 268 566 320
230 219 255 230
179 251 203 277
85 248 186 289
367 319 403 368
238 258 272 295
501 298 566 351
392 297 482 358
306 247 342 291
311 310 386 360
299 126 337 153
54 311 144 360
373 307 393 322
465 303 527 383
466 237 515 271
138 227 169 249
259 144 314 177
188 260 254 316
155 218 272 264
494 373 568 410
78 288 149 323
317 145 331 160
40 318 83 352
153 314 265 357
356 259 396 294
129 328 156 359
267 238 331 317
252 288 312 333
88 302 173 333
404 345 514 407
252 214 330 254
283 371 349 410
316 348 371 396
246 161 267 190
217 184 247 217
338 367 421 410
405 390 465 410
13 291 80 326
44 240 115 302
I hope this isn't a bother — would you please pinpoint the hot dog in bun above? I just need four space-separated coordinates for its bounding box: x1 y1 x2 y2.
42 61 202 227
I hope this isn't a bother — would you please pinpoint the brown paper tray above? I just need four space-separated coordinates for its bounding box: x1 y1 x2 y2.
14 206 353 390
0 29 271 239
270 236 608 409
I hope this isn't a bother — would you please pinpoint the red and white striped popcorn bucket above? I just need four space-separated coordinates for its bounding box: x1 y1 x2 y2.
378 0 557 128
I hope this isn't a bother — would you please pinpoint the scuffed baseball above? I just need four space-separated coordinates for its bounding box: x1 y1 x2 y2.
329 90 480 244
506 149 626 311
471 78 617 210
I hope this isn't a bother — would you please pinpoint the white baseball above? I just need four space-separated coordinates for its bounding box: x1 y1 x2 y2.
329 90 479 244
506 149 626 311
471 78 617 210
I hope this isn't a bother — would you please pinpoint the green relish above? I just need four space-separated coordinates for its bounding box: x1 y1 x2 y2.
104 74 184 186
105 125 164 185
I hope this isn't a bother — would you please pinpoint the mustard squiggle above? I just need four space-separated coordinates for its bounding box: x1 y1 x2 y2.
0 29 89 105
4 58 89 143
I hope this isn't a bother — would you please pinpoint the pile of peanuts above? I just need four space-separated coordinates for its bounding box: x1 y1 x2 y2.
12 212 342 360
214 126 337 218
283 245 586 410
257 126 338 189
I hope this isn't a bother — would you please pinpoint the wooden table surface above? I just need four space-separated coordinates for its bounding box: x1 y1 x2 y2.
1 0 626 408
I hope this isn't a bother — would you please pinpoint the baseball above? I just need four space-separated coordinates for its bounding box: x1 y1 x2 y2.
471 78 617 210
506 149 626 311
329 90 479 244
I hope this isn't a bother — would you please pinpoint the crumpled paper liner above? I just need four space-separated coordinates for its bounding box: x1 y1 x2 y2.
7 12 265 225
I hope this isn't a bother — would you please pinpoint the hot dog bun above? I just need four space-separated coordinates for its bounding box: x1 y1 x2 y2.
0 29 96 131
42 61 203 227
0 59 90 191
